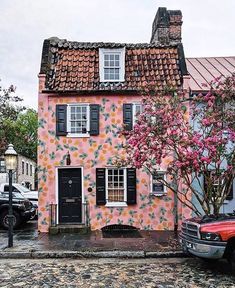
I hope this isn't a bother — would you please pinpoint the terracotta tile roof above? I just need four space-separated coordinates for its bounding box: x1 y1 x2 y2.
40 38 186 92
186 57 235 92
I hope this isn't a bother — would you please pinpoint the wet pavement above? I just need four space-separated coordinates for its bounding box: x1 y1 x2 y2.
0 258 234 287
0 221 180 253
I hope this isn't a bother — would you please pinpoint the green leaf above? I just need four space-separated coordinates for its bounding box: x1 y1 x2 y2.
106 157 113 165
103 113 110 121
111 103 117 112
105 138 112 145
102 98 109 105
91 160 97 167
49 152 55 160
56 144 64 151
69 146 78 151
105 125 111 134
79 153 88 159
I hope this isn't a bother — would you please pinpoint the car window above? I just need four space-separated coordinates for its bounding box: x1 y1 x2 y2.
4 185 20 192
14 184 31 193
4 185 9 192
0 191 25 199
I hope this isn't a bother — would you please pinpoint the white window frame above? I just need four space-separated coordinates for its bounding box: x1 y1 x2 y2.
150 171 167 196
99 48 125 82
133 103 143 125
105 167 127 207
67 103 90 138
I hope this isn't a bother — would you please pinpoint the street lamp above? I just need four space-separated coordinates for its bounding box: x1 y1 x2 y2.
4 144 18 247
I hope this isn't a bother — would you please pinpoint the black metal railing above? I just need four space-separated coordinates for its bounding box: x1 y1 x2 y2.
49 202 90 227
50 203 57 227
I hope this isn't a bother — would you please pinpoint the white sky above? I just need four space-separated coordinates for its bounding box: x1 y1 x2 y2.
0 0 234 109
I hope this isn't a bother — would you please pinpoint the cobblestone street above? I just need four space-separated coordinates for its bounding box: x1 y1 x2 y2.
0 258 234 288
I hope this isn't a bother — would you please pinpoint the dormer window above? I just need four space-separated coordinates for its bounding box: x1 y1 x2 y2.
99 48 125 82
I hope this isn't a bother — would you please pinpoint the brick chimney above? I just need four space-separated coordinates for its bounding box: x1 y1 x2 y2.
150 7 182 45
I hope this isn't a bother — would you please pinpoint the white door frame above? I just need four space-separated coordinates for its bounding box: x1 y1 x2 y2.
55 166 84 225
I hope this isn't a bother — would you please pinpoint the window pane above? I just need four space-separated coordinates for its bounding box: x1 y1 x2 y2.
69 105 88 134
110 55 114 60
152 174 165 193
104 54 109 60
107 169 125 202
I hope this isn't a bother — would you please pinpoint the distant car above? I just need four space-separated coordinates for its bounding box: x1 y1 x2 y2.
0 183 38 219
0 190 36 229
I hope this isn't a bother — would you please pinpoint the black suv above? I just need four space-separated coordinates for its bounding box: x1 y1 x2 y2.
0 191 36 229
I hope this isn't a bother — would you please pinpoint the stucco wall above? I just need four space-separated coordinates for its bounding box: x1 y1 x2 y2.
38 92 192 232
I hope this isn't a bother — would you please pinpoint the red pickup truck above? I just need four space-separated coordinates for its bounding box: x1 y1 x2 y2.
179 214 235 263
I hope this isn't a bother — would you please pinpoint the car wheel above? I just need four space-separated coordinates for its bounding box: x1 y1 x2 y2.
199 257 218 264
228 247 235 272
0 210 21 229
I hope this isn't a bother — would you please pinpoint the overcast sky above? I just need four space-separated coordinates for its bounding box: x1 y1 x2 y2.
0 0 234 109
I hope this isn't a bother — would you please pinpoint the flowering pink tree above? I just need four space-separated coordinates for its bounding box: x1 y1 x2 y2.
119 77 235 216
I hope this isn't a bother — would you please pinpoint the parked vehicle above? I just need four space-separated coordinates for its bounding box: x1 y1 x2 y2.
179 214 235 264
0 191 36 229
0 183 38 218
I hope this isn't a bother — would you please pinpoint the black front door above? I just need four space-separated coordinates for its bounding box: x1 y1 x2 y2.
58 168 82 223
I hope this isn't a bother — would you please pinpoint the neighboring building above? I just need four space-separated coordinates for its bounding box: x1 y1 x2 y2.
186 56 235 214
0 154 36 190
38 7 191 233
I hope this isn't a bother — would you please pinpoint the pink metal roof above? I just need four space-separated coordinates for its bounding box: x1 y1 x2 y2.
186 57 235 92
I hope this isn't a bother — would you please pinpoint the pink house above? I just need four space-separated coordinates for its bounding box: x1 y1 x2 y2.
38 7 191 233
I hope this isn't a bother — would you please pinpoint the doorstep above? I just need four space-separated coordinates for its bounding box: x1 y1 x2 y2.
49 224 91 235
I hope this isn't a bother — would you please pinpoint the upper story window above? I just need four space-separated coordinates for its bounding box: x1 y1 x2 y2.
26 163 29 175
0 159 5 173
56 104 99 137
67 104 90 137
99 48 125 82
30 164 33 176
133 104 143 124
22 161 25 174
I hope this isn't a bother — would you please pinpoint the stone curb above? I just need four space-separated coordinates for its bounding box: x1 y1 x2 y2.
0 250 188 259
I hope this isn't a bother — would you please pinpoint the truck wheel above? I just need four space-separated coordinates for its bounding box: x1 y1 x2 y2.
0 210 21 230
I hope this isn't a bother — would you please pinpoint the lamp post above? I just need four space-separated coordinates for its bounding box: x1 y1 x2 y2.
4 144 18 247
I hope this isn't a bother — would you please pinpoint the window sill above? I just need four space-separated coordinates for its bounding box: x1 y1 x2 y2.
150 192 167 197
100 79 124 83
105 202 127 207
67 133 90 138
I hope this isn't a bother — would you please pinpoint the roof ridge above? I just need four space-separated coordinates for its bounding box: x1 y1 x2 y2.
47 37 180 49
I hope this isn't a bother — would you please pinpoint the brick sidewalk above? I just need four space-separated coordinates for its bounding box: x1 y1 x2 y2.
0 221 185 258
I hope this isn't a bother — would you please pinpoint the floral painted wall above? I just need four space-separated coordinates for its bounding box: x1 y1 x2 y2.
38 92 192 232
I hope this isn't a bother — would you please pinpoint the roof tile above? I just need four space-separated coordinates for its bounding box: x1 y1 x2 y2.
42 38 184 92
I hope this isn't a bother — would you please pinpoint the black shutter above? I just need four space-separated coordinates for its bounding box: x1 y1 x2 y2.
96 168 106 205
123 104 133 130
56 105 67 136
126 168 137 205
90 104 100 136
226 182 234 200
